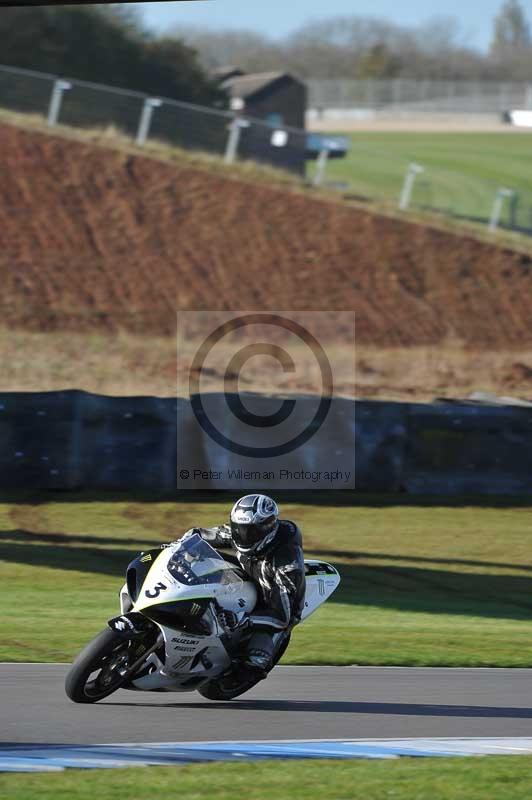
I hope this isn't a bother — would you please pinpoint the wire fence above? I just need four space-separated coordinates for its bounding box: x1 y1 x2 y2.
322 139 532 237
0 63 308 176
409 166 532 235
0 63 531 237
307 78 532 114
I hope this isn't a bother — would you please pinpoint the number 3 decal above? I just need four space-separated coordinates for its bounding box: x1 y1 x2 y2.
145 582 167 599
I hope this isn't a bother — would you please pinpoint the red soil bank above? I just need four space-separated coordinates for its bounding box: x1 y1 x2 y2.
0 123 530 347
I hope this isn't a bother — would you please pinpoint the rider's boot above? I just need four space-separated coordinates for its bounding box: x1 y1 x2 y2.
244 630 275 675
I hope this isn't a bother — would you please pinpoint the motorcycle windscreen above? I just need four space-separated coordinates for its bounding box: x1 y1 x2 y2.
167 533 243 587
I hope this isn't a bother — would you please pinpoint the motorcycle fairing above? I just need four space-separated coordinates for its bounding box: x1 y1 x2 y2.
301 560 340 621
125 548 163 604
117 537 340 692
123 536 257 690
131 538 257 617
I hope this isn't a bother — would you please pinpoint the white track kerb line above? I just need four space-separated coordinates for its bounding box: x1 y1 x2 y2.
3 738 532 772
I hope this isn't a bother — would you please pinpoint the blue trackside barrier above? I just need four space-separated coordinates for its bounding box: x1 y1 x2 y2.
79 392 180 490
404 401 532 494
0 390 84 489
0 390 530 493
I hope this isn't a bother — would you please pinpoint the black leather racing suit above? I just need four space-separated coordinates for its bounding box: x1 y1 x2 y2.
189 520 306 669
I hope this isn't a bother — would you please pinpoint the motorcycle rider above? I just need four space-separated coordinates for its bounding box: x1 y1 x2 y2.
185 494 306 674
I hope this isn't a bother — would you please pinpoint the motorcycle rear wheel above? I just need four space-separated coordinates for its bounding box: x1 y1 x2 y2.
65 628 133 704
199 633 291 701
198 669 265 701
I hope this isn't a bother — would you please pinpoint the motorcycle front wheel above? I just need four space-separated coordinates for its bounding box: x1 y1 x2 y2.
65 628 133 704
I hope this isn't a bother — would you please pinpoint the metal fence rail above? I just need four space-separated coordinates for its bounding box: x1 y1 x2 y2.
0 63 308 175
307 133 532 236
0 63 531 236
407 165 532 235
307 79 532 113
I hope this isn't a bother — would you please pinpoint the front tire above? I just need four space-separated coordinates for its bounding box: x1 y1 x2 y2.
65 628 132 704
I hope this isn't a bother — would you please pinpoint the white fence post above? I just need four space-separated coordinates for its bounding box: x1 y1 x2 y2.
489 187 515 233
399 163 424 211
313 149 330 187
224 117 249 164
136 98 162 146
47 79 71 127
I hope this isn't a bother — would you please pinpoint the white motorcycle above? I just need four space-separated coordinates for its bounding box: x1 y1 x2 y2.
65 532 340 703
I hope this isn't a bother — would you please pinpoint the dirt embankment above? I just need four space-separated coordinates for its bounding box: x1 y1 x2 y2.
0 123 531 350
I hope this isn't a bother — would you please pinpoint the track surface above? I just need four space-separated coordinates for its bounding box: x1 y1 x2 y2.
3 665 532 746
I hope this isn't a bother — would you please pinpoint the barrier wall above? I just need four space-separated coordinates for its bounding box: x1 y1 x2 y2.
404 402 532 495
0 390 530 494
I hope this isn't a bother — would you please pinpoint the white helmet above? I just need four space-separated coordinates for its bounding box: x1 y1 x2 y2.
230 494 279 553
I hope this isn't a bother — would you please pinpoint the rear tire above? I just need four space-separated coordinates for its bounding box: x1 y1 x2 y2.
199 633 291 701
65 628 132 704
198 670 264 701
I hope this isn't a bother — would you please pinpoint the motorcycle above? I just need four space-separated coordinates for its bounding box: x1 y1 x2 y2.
65 532 340 703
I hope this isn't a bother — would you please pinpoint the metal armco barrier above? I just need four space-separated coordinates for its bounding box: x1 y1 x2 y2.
0 391 530 494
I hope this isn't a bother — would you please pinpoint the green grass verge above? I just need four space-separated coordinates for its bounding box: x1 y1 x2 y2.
3 756 532 800
313 131 532 230
1 495 532 665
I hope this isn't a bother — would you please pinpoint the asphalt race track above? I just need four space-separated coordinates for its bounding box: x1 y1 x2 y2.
3 664 532 746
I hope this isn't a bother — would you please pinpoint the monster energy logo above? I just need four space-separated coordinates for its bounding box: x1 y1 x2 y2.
190 602 202 615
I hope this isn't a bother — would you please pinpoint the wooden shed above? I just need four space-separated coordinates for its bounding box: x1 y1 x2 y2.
220 70 307 130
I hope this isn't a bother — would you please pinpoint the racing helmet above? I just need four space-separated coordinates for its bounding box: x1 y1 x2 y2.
230 494 279 553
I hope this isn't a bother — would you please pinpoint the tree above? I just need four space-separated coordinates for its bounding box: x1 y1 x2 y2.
171 26 283 73
0 6 223 106
490 0 532 79
491 0 531 59
140 38 225 105
178 15 493 82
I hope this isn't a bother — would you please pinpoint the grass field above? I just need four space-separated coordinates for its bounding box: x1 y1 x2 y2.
3 328 532 403
312 131 532 231
3 755 532 800
1 495 532 666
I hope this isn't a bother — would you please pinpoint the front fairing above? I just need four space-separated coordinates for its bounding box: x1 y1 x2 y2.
123 535 257 689
130 534 256 624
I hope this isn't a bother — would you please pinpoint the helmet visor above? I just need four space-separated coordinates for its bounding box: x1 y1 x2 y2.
231 519 274 549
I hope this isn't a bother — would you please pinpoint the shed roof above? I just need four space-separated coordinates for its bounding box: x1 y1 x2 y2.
222 71 300 100
211 65 245 82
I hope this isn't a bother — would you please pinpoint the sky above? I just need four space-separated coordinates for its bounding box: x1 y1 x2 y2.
137 0 522 53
